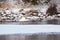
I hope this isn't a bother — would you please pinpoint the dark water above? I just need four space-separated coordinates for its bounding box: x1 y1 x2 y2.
0 33 60 40
0 18 60 25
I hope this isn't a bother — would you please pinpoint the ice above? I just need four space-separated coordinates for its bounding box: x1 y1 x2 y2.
0 25 60 35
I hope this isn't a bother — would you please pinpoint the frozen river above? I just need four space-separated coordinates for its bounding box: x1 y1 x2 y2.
0 25 60 35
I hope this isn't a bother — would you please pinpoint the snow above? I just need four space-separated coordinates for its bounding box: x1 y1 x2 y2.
23 8 31 12
57 14 60 16
11 8 20 14
5 10 11 14
56 4 60 13
40 5 49 14
19 16 30 21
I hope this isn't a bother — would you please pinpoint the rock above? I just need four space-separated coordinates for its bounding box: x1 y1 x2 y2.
31 13 38 16
19 9 23 12
28 9 38 16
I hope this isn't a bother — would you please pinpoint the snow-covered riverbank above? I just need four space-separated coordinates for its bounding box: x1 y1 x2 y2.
0 0 60 23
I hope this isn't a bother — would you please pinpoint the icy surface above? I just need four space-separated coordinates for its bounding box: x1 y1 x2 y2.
0 25 60 35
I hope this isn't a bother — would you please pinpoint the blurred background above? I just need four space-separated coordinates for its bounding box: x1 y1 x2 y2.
0 0 60 24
